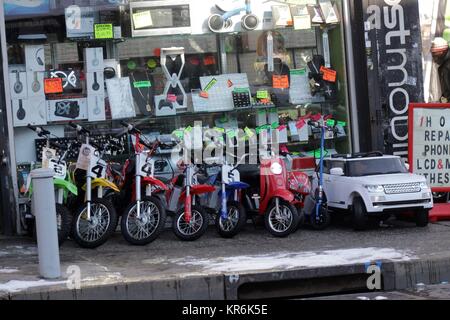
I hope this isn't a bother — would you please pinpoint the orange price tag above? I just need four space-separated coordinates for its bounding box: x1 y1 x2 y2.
203 56 216 66
44 78 63 94
199 91 209 98
320 66 337 83
273 75 289 89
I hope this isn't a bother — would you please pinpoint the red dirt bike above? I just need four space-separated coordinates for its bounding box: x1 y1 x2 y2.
107 122 169 245
156 159 216 241
238 154 302 237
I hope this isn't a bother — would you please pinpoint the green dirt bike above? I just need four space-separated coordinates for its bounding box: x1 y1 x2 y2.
26 124 78 245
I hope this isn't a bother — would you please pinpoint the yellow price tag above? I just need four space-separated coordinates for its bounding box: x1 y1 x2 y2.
133 10 153 29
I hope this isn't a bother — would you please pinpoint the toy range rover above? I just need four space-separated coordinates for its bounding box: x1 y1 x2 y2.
306 152 433 230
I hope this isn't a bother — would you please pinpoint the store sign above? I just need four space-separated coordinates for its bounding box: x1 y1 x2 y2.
409 104 450 191
364 0 424 157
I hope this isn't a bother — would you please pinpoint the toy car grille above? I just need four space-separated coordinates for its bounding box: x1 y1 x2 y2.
383 183 421 194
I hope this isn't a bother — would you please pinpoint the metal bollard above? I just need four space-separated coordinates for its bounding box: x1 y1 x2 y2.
31 168 61 279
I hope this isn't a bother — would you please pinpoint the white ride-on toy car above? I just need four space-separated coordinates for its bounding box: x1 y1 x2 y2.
306 152 433 230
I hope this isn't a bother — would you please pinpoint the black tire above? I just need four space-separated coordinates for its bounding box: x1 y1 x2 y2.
352 197 369 231
72 198 118 249
415 209 429 227
264 199 300 237
32 204 72 246
216 201 247 238
173 205 209 241
309 205 331 230
121 197 167 245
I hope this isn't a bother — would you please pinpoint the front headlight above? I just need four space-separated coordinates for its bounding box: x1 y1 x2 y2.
365 185 384 193
419 182 429 189
270 162 283 175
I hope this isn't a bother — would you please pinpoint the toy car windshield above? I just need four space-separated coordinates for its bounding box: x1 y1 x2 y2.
347 158 408 177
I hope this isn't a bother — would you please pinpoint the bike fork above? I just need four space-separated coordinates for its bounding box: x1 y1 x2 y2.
56 188 64 205
221 183 227 219
136 175 141 218
185 185 192 223
86 176 92 220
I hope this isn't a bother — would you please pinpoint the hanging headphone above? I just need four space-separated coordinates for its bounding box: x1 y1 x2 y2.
35 48 44 66
208 0 259 33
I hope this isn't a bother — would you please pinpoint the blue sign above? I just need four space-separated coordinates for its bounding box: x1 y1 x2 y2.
4 0 50 17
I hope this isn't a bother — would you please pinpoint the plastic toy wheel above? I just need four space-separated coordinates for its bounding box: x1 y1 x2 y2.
72 198 118 249
352 197 369 231
415 209 429 227
121 197 167 245
309 205 331 231
265 200 300 237
216 201 247 238
173 205 209 241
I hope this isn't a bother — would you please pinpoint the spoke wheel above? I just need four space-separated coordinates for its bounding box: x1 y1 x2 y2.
121 197 166 245
72 198 118 249
173 205 209 241
265 200 300 237
216 201 247 238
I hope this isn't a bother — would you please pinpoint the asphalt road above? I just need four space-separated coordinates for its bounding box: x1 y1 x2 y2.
1 217 450 298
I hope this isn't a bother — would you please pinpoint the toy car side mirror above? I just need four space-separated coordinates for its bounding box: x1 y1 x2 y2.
404 162 410 171
330 167 344 176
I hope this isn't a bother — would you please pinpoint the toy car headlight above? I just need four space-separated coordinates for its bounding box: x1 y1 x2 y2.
419 182 429 189
270 162 283 175
365 185 384 193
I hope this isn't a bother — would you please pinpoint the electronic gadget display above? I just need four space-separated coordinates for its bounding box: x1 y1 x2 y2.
130 1 192 37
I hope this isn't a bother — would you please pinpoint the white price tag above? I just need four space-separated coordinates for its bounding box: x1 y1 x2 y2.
76 144 95 171
42 148 57 169
133 11 153 29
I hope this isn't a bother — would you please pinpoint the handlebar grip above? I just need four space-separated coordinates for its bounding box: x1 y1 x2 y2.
138 138 152 150
120 121 129 128
69 122 90 135
27 124 37 131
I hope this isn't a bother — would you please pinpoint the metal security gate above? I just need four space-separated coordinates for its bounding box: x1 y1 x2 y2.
0 4 18 235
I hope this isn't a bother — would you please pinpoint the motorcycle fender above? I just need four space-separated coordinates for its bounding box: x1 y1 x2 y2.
53 178 78 196
142 176 169 191
83 178 120 193
271 190 295 204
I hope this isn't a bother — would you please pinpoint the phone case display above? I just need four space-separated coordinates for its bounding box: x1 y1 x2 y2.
106 77 136 119
84 47 104 72
194 73 250 113
26 72 45 97
129 70 154 116
12 98 47 127
65 6 95 39
86 71 105 95
289 68 318 104
9 70 28 99
154 47 187 116
87 94 106 122
25 45 45 72
47 98 88 122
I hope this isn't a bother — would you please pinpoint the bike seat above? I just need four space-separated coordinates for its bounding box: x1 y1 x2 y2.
156 176 171 185
237 164 260 186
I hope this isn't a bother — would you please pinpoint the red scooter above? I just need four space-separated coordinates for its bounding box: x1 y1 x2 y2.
239 154 302 237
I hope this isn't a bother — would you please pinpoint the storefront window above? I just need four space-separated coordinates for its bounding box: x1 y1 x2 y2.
4 1 351 216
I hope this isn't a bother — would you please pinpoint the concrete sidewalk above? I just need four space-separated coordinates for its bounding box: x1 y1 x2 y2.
1 219 450 300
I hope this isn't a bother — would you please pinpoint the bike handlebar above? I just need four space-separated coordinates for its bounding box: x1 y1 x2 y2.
68 122 90 135
27 124 50 136
120 121 141 135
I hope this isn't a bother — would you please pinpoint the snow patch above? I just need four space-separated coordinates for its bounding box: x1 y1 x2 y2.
170 248 416 273
0 268 19 274
0 280 66 293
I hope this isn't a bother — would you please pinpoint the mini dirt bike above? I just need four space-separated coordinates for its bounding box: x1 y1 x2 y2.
303 119 334 230
199 154 249 238
26 124 78 244
116 121 168 245
239 154 302 237
155 160 215 241
68 122 120 249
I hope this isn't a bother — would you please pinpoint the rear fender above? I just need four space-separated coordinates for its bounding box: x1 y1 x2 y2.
82 178 120 193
